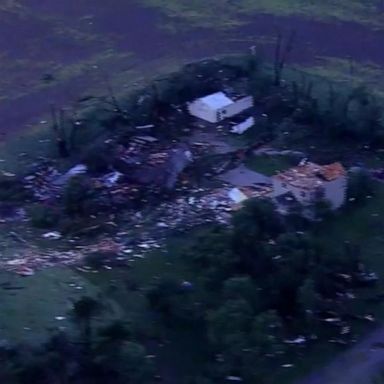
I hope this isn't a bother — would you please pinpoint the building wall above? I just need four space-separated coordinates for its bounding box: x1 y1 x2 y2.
273 175 347 210
323 176 347 209
272 178 315 205
231 116 255 134
188 96 253 123
219 96 253 119
187 100 217 123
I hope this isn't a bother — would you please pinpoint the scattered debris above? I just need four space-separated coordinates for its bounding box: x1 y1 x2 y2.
284 336 306 345
42 231 62 240
15 266 35 277
226 376 243 382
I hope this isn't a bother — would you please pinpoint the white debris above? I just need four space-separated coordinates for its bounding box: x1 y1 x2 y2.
228 188 248 204
230 116 254 134
2 171 15 177
284 336 306 344
102 171 123 187
364 314 375 322
226 376 243 382
53 164 87 186
42 231 62 240
324 318 341 323
341 326 351 335
136 124 154 130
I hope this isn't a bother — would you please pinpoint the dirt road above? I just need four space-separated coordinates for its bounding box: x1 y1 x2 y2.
297 326 384 384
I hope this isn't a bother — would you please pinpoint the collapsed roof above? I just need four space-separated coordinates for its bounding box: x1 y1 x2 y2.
273 162 346 190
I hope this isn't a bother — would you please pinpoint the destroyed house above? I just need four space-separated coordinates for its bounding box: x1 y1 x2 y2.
115 143 193 190
187 91 253 124
272 162 347 209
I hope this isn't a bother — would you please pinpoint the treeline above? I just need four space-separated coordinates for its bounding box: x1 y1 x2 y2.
31 49 384 174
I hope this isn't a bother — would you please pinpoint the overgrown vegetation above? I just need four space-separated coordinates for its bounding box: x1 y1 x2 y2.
0 296 154 384
142 195 381 383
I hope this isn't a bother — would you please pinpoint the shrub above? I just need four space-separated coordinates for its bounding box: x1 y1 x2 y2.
0 177 31 203
347 169 375 204
63 175 96 216
83 145 113 174
28 203 60 228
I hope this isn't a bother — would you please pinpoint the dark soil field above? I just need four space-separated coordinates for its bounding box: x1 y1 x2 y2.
2 0 384 140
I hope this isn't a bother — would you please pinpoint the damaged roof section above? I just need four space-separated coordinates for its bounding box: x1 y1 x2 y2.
115 141 193 190
273 162 346 190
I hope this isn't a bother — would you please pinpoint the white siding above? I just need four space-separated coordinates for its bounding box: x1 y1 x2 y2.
272 178 314 205
323 176 347 209
222 96 253 118
188 95 253 123
187 100 217 123
231 117 255 134
272 178 288 197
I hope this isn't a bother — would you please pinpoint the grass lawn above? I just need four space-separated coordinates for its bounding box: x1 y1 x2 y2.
297 57 384 99
0 267 99 344
319 186 384 300
80 235 211 381
245 155 296 175
141 0 384 29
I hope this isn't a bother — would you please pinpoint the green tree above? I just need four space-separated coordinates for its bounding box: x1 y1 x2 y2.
208 298 253 347
146 277 199 324
222 276 262 311
71 296 102 353
347 169 375 203
63 175 95 216
232 198 283 242
297 277 318 316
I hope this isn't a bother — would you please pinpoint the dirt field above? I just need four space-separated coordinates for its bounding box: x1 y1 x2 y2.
1 0 384 141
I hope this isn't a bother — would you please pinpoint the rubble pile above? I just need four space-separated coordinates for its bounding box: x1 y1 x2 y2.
1 248 84 276
24 165 62 201
132 186 270 234
0 239 126 275
156 189 234 228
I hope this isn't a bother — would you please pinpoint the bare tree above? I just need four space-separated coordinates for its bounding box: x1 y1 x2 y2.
50 104 69 158
97 69 129 120
274 29 296 86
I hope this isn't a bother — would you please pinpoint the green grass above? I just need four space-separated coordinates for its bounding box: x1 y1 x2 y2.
245 155 295 175
141 0 384 29
0 267 98 343
297 57 384 99
0 50 135 102
80 235 210 380
319 186 384 298
0 55 185 175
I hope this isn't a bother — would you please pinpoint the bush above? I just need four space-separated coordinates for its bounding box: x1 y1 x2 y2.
347 169 375 204
0 177 31 203
146 277 200 324
83 145 113 174
28 203 60 228
63 175 96 216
